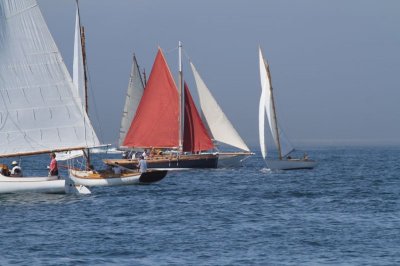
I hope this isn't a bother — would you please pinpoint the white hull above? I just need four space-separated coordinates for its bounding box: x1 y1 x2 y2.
266 159 317 170
0 174 65 194
69 169 142 187
218 152 253 167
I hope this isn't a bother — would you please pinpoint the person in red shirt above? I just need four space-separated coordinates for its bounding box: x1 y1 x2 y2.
49 152 58 176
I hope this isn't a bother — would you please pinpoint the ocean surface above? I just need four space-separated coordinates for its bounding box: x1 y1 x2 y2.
0 146 399 265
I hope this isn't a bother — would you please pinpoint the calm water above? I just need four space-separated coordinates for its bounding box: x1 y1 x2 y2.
0 147 399 265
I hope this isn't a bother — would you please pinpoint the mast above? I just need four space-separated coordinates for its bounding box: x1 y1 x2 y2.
178 41 184 152
76 0 89 114
263 57 283 159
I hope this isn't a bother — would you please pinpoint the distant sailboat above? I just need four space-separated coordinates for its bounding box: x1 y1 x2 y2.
190 62 254 167
104 43 218 169
258 47 317 170
0 0 99 193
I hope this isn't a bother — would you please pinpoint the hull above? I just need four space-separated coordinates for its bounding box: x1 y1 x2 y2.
266 159 317 170
217 152 254 168
0 174 65 194
103 153 218 170
69 169 167 187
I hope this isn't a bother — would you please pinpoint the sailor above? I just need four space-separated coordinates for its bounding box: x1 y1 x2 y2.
49 152 59 176
137 156 148 173
10 161 23 177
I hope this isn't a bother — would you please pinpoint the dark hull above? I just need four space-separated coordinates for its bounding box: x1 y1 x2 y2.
139 170 168 183
104 154 218 169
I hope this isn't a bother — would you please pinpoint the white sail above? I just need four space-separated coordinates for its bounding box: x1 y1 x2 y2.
259 80 267 159
73 5 85 109
118 55 145 147
259 47 293 158
190 62 250 152
0 0 100 157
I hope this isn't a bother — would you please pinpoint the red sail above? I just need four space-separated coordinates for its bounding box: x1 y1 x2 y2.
123 49 179 148
183 82 214 152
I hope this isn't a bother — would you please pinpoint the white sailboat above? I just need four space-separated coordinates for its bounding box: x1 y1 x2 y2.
258 47 317 170
0 0 99 193
190 62 254 167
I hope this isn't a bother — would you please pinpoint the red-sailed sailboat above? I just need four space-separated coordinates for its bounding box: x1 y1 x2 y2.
104 44 218 169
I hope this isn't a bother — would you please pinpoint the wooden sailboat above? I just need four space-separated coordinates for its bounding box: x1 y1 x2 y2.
104 43 218 169
258 47 317 170
0 0 98 194
68 1 167 185
189 62 254 167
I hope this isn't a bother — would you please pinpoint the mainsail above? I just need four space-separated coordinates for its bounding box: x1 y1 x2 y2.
190 62 250 152
118 55 145 147
123 49 179 148
259 47 293 158
0 0 99 157
183 82 214 153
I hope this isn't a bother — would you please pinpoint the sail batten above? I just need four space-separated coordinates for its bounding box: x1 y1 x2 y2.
190 62 250 152
0 0 99 156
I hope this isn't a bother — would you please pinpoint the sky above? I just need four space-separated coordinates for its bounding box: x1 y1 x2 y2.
38 0 400 148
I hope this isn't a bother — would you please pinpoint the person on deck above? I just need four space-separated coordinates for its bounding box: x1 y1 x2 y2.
137 156 147 173
49 153 59 176
142 150 148 159
10 161 23 177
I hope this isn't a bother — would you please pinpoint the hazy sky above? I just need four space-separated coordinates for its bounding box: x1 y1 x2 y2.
39 0 400 147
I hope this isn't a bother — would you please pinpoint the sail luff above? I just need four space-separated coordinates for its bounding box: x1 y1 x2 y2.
190 62 250 152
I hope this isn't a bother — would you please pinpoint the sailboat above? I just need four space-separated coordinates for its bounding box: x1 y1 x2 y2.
0 0 97 194
103 43 218 169
189 62 254 167
68 1 167 185
258 47 317 170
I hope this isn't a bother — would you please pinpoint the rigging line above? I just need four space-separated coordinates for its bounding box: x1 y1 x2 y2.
182 48 191 62
86 65 105 144
164 46 178 54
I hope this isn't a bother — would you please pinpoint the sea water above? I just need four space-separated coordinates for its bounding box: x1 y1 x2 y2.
0 146 399 265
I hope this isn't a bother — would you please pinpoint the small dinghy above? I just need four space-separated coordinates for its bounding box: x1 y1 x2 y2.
68 169 167 187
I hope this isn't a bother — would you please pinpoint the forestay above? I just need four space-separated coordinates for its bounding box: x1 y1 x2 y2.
190 62 250 152
0 0 99 157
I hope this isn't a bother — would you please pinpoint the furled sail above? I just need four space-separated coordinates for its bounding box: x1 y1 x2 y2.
183 83 214 153
0 0 99 157
259 47 293 158
123 49 179 148
190 62 250 152
118 55 145 147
